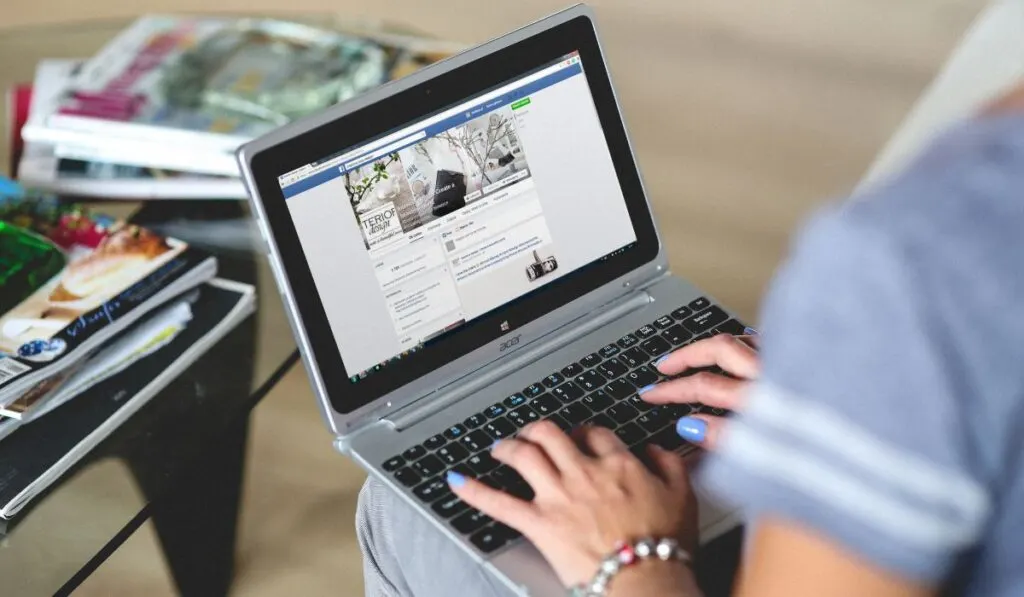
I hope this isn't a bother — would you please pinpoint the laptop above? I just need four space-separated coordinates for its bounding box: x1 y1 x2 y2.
238 5 743 594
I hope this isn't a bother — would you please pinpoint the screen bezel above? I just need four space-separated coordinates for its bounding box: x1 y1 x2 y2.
248 15 659 415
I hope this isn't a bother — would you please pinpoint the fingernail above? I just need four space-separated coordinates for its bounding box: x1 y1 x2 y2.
743 326 759 336
490 440 502 450
446 471 467 487
676 416 707 442
637 384 657 395
654 355 670 367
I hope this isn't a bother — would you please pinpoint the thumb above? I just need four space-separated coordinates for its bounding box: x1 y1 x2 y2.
447 471 537 533
674 414 728 450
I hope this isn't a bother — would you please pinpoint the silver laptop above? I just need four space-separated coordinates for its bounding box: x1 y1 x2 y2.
238 5 742 594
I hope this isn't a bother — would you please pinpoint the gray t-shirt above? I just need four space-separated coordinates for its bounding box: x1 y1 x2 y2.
702 114 1024 596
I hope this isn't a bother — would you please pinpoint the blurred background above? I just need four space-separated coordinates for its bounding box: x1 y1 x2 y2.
1 0 988 594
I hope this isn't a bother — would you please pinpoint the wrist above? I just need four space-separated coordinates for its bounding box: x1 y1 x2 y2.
608 559 700 597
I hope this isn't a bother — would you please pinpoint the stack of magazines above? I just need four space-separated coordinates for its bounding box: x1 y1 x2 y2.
13 15 459 199
0 195 255 522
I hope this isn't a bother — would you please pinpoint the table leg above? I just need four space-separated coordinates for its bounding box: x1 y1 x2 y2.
141 416 250 596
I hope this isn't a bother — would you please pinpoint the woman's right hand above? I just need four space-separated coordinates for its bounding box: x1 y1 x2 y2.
640 333 760 448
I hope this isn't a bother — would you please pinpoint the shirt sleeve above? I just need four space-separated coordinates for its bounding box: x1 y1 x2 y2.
699 202 993 583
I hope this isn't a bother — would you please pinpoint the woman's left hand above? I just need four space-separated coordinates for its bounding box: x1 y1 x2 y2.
447 420 699 591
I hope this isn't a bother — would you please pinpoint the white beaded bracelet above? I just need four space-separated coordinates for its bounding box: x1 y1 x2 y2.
567 537 691 597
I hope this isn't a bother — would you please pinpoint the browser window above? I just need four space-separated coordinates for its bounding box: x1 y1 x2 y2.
280 53 637 379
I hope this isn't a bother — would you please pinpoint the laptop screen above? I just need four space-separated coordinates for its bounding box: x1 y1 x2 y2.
276 52 637 383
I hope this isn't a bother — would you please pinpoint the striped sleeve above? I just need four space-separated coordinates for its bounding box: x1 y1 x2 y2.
699 205 991 583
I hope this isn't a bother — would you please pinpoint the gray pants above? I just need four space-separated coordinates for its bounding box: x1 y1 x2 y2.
357 477 517 597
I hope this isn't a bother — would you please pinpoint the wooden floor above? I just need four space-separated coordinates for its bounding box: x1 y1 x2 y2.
2 0 987 595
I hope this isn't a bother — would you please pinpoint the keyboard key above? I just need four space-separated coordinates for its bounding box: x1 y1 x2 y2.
413 477 452 503
507 482 535 501
503 394 527 408
586 413 618 429
636 408 671 433
424 434 446 450
464 413 487 429
466 452 500 475
552 381 584 403
394 466 422 487
484 418 516 440
561 363 584 378
576 369 607 392
618 347 647 368
598 358 628 379
615 422 646 445
670 305 693 320
682 306 728 335
616 334 640 349
432 495 471 518
606 403 640 425
715 319 747 336
532 394 560 415
649 426 687 451
606 379 635 399
599 344 620 358
653 315 675 329
470 524 515 553
402 445 427 461
508 405 540 427
460 430 491 452
524 383 545 398
492 465 524 489
662 325 692 346
696 333 712 341
413 454 446 477
485 403 507 418
547 413 572 431
636 324 658 339
543 372 565 388
452 509 492 534
582 389 614 412
688 297 711 311
663 403 696 418
560 402 593 425
640 336 672 358
581 353 602 368
444 424 467 440
626 368 659 388
382 455 404 472
437 443 469 465
629 394 655 411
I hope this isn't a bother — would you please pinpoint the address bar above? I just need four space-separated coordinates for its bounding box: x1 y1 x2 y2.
344 131 426 171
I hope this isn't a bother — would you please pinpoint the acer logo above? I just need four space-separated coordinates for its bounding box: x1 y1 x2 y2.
499 335 521 352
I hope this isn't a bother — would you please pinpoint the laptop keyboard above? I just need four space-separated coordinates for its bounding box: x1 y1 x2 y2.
381 297 746 555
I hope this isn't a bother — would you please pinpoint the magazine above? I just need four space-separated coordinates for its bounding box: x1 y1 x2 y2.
0 196 217 408
0 278 256 522
20 16 460 175
17 60 246 198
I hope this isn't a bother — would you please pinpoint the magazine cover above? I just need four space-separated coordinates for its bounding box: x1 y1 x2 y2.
0 279 256 521
0 196 217 406
17 60 246 198
21 17 460 174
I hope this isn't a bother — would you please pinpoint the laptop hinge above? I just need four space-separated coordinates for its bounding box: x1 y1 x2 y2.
383 288 654 431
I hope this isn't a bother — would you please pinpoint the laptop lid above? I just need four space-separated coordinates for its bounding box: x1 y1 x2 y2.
238 5 665 436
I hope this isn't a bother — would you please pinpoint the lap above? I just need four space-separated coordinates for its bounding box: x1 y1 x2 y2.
357 476 518 597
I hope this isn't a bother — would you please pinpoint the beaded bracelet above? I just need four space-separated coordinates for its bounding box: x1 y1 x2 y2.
567 537 691 597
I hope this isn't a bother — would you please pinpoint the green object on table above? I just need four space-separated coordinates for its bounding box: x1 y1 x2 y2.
0 221 66 316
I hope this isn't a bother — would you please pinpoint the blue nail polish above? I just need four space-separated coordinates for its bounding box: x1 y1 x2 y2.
446 471 467 487
490 440 502 450
654 355 670 367
637 384 657 395
676 417 707 442
743 326 759 336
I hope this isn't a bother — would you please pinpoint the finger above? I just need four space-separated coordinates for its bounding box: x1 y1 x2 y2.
448 471 537 532
519 420 589 474
641 371 748 410
675 414 727 449
576 425 628 458
644 445 689 491
655 334 759 379
491 437 561 493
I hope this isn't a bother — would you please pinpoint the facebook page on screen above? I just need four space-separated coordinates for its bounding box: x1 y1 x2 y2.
279 53 637 380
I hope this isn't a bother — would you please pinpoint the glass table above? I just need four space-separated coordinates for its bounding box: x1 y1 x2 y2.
0 18 315 596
